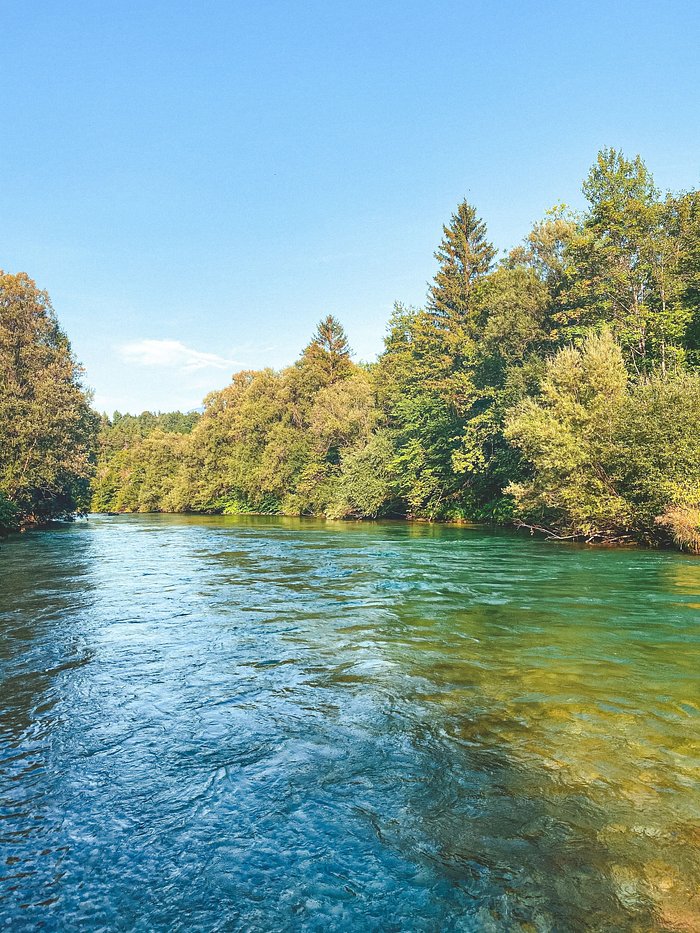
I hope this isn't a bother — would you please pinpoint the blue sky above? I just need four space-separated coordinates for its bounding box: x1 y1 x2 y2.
3 1 699 413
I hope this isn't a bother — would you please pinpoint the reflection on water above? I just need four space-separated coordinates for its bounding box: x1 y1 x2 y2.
0 515 698 931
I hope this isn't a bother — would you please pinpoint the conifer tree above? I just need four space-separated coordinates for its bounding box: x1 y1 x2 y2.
428 200 496 322
300 315 353 386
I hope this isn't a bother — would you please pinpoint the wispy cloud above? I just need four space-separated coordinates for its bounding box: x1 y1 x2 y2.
119 339 236 373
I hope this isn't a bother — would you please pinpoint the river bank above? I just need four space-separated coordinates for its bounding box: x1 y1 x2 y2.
85 507 700 555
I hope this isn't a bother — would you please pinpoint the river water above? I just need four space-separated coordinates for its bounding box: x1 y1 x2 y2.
0 515 698 931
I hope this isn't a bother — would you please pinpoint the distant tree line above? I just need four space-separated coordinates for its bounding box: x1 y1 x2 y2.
2 150 700 550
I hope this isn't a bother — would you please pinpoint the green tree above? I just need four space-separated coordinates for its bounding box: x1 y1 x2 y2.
509 206 577 303
505 330 700 545
609 372 700 543
374 304 468 518
329 430 398 519
449 266 552 518
428 200 496 323
298 315 353 388
673 190 700 365
86 151 700 552
372 201 497 520
0 271 97 528
561 149 693 372
309 369 378 464
505 330 631 540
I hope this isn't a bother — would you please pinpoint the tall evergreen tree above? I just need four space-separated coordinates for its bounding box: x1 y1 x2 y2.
428 200 496 322
299 315 353 386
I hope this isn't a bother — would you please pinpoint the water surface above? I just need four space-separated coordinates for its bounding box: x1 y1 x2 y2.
1 515 698 931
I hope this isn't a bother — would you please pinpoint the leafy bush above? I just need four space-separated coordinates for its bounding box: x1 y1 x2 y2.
506 332 700 544
0 493 19 533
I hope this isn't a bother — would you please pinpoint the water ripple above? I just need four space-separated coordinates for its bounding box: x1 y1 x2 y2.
0 515 698 931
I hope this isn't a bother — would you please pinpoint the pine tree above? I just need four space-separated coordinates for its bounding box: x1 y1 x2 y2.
300 315 353 385
428 200 496 322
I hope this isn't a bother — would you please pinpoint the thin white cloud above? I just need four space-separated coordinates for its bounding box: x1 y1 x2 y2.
119 339 236 373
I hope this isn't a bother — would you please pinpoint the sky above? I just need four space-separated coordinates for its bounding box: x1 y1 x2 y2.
3 0 700 413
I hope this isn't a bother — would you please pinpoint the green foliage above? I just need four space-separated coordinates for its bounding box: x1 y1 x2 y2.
309 370 378 462
608 372 700 540
449 267 552 515
675 191 700 364
0 493 19 533
389 390 465 518
506 332 700 543
328 431 399 519
428 200 496 322
297 314 353 389
90 411 198 513
90 150 700 550
555 149 694 372
0 271 97 527
93 319 378 519
505 331 632 540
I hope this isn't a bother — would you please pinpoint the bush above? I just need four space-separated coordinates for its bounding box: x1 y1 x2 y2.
505 332 700 545
505 331 632 540
0 493 19 533
328 431 398 519
656 505 700 554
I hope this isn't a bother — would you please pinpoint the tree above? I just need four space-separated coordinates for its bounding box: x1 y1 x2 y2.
509 206 577 301
561 149 692 372
374 304 469 518
329 430 398 519
298 315 353 387
309 370 378 463
428 199 496 323
505 330 631 540
450 266 552 517
371 202 498 521
0 271 97 528
86 151 700 551
505 330 700 545
609 372 700 544
673 190 700 365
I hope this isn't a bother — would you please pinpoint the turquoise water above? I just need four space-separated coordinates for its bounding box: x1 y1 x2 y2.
1 515 698 931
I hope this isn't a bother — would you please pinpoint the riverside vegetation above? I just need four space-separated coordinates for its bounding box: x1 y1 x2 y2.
2 149 700 550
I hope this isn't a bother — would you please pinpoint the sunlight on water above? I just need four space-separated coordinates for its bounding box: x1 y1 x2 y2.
1 515 698 931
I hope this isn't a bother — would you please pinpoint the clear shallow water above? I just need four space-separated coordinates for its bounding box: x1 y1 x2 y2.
1 515 698 932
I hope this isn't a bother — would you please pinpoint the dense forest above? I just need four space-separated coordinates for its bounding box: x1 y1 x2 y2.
2 150 700 550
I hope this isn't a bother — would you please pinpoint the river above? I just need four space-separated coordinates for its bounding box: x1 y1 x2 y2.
1 515 698 931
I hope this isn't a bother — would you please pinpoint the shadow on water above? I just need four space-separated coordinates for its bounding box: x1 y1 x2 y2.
0 526 96 736
202 517 700 930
